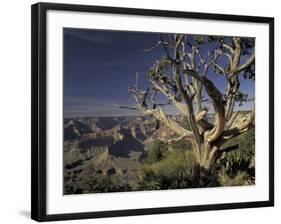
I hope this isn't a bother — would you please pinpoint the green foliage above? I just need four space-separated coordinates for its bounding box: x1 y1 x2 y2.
137 141 194 190
193 35 223 45
80 165 132 193
146 140 168 164
213 128 255 186
240 38 255 55
217 168 254 186
243 63 255 80
64 185 74 194
234 91 250 106
148 56 170 80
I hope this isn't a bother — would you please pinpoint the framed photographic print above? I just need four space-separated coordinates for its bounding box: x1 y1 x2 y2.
31 2 274 222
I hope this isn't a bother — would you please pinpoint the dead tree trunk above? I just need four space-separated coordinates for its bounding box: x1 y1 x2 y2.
127 34 255 187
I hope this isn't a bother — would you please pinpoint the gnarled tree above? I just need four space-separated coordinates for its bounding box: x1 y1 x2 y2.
128 34 255 186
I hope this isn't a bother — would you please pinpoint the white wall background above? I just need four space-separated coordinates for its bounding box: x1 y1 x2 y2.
0 0 279 223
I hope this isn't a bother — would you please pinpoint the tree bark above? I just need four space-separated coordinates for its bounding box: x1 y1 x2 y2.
191 141 219 187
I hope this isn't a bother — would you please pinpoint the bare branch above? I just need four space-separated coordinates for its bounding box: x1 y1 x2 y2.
224 76 240 121
224 111 239 130
172 37 202 145
222 43 235 54
159 35 173 61
231 37 242 71
145 107 194 139
143 41 161 52
190 46 196 70
135 72 139 90
237 52 255 72
184 69 225 142
149 77 192 118
224 38 243 121
202 76 225 142
150 88 157 108
223 109 255 140
181 39 190 86
195 109 213 131
129 72 194 140
214 49 232 65
114 104 138 110
212 61 227 76
195 47 206 65
159 134 190 144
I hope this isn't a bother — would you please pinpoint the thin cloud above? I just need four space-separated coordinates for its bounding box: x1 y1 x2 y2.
64 28 110 45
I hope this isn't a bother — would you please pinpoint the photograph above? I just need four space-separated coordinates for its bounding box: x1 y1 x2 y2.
63 28 256 195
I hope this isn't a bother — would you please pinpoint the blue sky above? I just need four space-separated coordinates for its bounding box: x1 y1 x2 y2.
63 28 255 118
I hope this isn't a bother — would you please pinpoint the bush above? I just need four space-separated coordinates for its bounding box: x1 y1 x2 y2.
217 167 254 186
145 140 168 163
137 140 194 190
82 165 133 193
213 128 255 186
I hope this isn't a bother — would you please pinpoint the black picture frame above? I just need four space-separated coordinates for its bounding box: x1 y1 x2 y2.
31 2 274 222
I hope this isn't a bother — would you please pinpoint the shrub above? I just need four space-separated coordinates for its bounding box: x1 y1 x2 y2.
82 165 133 193
137 141 194 190
213 128 255 186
